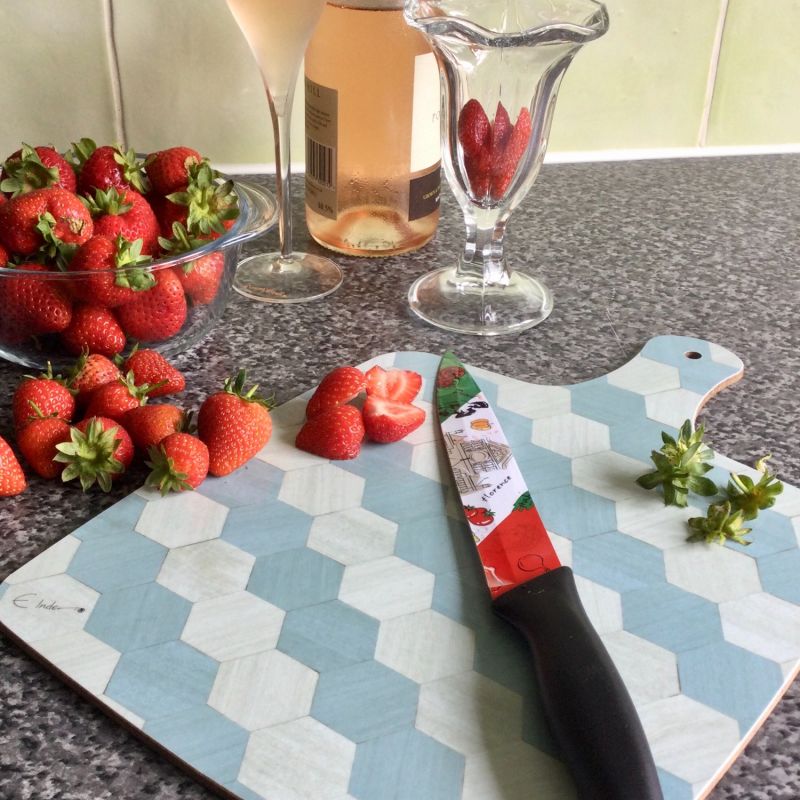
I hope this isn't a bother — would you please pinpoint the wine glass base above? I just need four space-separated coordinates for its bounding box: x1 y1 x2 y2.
408 267 553 336
233 252 343 303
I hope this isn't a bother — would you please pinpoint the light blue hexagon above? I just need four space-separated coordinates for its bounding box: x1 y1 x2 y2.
349 728 464 800
612 416 676 463
0 583 7 602
725 509 798 559
199 458 284 508
623 582 723 653
72 493 148 541
144 705 248 786
758 548 800 605
393 350 439 378
105 640 218 721
534 485 617 540
514 444 573 493
394 515 479 576
431 570 496 631
641 336 711 368
574 532 666 592
361 470 448 526
248 548 343 611
277 599 379 672
222 499 313 557
570 378 646 429
340 438 414 480
85 582 191 652
495 408 533 449
221 782 263 800
657 769 693 800
679 641 782 731
311 660 419 743
67 530 166 593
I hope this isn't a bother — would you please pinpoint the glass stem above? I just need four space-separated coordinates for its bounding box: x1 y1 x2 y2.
459 213 510 286
267 83 296 260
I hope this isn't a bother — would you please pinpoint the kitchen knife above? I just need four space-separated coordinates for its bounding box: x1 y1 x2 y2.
436 352 663 800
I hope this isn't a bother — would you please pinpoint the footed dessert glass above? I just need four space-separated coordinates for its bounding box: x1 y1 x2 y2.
404 0 609 335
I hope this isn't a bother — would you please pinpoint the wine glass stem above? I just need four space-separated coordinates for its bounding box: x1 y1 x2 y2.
460 216 509 286
267 86 295 260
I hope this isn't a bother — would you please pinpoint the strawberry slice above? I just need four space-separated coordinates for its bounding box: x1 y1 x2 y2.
365 366 422 404
296 405 365 460
490 107 532 200
306 366 366 419
458 99 491 158
362 396 426 444
489 102 512 172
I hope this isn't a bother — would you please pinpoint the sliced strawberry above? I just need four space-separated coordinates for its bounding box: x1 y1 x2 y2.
458 99 491 158
305 366 366 419
490 107 532 200
489 102 512 171
362 396 426 443
295 405 364 460
364 366 422 404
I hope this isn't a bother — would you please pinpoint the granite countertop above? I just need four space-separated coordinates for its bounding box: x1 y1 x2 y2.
1 157 798 799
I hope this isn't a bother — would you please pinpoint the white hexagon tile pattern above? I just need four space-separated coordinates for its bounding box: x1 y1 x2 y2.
1 336 798 800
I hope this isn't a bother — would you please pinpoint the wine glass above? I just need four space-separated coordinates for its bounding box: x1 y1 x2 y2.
226 0 343 303
404 0 609 335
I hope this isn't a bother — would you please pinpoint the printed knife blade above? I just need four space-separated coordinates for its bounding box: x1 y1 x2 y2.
436 352 663 800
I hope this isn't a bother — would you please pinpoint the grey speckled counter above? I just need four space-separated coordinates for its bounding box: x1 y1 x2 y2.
1 156 798 799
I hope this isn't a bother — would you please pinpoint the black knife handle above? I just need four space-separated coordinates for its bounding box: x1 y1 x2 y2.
493 566 663 800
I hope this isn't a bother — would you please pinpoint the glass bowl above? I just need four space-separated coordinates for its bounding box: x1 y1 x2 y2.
0 179 277 370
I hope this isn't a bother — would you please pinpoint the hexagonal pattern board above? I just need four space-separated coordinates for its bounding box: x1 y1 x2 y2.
1 336 798 800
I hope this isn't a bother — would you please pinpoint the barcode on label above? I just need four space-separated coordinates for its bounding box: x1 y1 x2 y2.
306 137 335 189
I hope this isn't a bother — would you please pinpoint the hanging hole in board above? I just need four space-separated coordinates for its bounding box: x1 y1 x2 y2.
684 351 702 360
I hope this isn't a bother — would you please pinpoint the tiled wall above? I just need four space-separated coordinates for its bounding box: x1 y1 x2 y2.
0 0 798 169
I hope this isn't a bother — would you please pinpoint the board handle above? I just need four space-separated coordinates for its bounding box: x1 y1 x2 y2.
493 566 663 800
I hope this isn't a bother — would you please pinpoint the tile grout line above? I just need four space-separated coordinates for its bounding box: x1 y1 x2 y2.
102 0 127 147
698 0 730 147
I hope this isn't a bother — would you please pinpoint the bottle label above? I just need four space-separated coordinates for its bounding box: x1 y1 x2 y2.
305 77 338 220
408 52 441 221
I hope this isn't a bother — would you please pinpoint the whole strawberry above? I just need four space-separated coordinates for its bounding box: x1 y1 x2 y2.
17 414 72 478
198 370 274 477
0 263 72 341
295 405 365 460
69 234 155 308
71 139 150 196
123 404 185 452
124 347 185 397
458 99 492 198
85 187 160 255
1 143 77 197
0 242 7 267
160 222 224 305
60 303 126 357
84 371 160 422
306 366 366 419
145 146 202 195
68 352 122 406
55 416 134 491
165 160 239 238
146 432 209 494
0 435 27 496
115 267 188 342
13 362 75 430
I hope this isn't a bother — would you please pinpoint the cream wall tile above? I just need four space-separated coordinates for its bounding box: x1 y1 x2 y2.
707 0 800 146
0 1 119 157
550 0 724 151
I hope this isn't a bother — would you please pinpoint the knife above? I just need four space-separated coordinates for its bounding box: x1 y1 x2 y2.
436 352 663 800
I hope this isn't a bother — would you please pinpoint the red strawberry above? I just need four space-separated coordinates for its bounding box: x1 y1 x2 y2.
85 187 160 256
465 505 495 526
12 363 75 430
490 107 532 200
115 267 188 342
84 372 160 422
364 366 422 404
166 160 239 237
458 99 491 158
145 147 202 196
0 436 26 496
149 193 188 239
123 404 185 452
124 347 185 397
436 365 465 388
295 405 364 460
306 366 366 419
1 144 77 197
67 352 122 405
160 222 225 305
489 102 512 168
0 263 72 341
145 432 209 494
17 415 72 479
0 242 7 267
60 303 126 357
197 370 274 477
69 234 155 308
72 140 150 196
0 186 92 257
55 416 134 491
362 396 426 443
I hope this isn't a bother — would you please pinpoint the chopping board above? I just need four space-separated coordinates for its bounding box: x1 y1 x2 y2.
1 335 799 800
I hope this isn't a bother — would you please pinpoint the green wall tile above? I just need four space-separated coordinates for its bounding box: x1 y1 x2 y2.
707 0 800 146
0 1 119 159
550 0 723 151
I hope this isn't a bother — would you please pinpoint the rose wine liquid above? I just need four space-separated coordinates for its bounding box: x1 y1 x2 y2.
304 2 441 256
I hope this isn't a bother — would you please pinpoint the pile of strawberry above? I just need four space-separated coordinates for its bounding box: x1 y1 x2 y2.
0 350 273 498
295 364 426 459
457 100 532 201
0 140 239 354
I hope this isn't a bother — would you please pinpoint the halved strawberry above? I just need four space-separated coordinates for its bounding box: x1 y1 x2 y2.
364 366 422 404
490 107 532 200
362 396 426 443
295 404 365 460
305 366 366 419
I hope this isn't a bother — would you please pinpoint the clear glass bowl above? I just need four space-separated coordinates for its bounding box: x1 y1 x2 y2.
0 179 277 370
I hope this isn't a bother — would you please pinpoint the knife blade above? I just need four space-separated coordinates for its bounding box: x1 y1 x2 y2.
436 352 663 800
